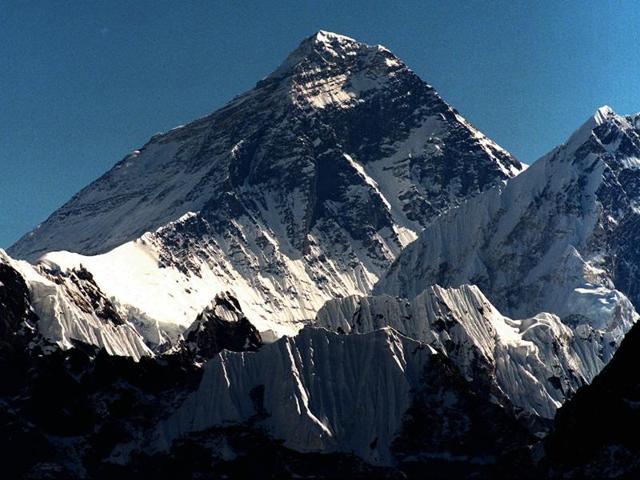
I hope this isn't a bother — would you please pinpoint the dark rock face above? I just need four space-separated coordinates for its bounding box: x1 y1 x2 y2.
0 343 202 480
0 262 38 350
0 276 537 479
113 427 401 480
0 329 537 479
392 354 534 479
124 363 533 480
542 320 640 478
184 291 262 359
588 115 640 313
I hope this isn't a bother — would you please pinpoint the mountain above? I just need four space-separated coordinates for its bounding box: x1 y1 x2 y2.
1 257 532 477
181 291 263 359
315 284 601 421
144 326 532 472
10 30 523 344
0 255 40 354
377 106 640 390
6 29 639 478
0 316 532 478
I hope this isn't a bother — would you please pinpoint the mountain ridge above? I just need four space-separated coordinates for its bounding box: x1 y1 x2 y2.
376 105 640 419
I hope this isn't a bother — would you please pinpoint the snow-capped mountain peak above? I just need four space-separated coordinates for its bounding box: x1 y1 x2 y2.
10 31 523 347
270 30 362 73
269 30 386 74
561 105 613 150
5 29 640 477
377 107 640 411
264 30 407 111
561 104 634 156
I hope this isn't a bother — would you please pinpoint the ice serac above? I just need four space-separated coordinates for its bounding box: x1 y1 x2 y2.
148 325 530 467
10 31 523 341
316 284 603 420
377 106 640 377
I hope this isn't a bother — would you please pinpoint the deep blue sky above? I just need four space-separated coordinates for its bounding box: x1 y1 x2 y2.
2 1 640 247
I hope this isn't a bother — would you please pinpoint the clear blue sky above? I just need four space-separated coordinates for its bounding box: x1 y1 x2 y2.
2 1 640 247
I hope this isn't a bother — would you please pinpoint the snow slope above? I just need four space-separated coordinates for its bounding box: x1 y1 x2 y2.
150 327 431 464
542 308 640 477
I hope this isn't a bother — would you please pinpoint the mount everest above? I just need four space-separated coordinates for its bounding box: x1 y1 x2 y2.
10 30 523 343
2 31 639 478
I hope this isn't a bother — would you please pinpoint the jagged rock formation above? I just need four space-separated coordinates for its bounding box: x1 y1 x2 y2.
0 259 38 352
4 30 640 480
183 291 262 359
0 250 151 359
0 343 202 479
0 308 533 478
